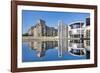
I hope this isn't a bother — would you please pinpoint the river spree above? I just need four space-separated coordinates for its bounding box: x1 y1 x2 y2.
22 41 87 62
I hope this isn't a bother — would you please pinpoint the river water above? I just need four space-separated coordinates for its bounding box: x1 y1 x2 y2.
22 41 87 62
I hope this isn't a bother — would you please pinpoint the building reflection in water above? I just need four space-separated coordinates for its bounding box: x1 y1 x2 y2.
27 39 89 59
28 41 58 57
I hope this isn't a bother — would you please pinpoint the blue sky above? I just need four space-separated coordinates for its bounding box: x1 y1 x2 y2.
22 10 90 34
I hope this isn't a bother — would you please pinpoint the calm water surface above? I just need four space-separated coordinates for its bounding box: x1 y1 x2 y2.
22 41 86 62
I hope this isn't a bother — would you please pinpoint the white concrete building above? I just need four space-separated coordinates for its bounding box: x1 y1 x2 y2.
68 21 86 56
58 21 68 57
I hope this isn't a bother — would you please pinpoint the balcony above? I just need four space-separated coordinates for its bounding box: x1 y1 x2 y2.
69 29 84 35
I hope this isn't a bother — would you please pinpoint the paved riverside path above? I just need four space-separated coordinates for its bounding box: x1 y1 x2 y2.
22 36 89 42
22 36 80 41
22 36 59 42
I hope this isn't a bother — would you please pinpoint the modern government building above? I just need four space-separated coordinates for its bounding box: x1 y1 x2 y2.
26 18 90 57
